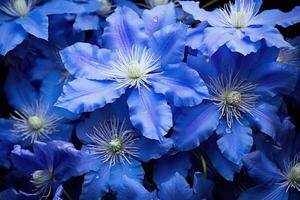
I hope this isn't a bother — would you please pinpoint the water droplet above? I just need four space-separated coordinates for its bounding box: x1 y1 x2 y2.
153 16 158 22
225 127 232 134
96 175 99 179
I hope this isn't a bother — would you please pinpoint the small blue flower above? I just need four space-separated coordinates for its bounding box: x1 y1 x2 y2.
10 140 83 199
172 46 297 167
0 0 100 55
180 0 300 56
56 4 209 141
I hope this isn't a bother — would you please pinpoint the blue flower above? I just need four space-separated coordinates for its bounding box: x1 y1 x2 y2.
240 119 300 200
0 68 76 145
10 140 83 199
56 4 208 141
180 0 300 56
76 98 173 199
171 46 297 167
0 0 100 55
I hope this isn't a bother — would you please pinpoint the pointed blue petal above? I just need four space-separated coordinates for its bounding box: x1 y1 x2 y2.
74 14 99 31
56 79 125 113
239 184 288 200
127 88 172 141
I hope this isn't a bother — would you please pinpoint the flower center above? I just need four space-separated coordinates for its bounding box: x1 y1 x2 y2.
87 117 139 167
109 138 123 153
286 162 300 191
127 60 145 80
96 0 113 16
14 0 31 16
31 170 54 198
219 0 255 28
225 91 241 106
28 116 44 131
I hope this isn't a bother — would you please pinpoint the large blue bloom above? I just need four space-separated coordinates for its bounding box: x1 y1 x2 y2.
0 68 76 145
10 140 83 199
76 97 173 200
56 4 209 141
171 46 297 167
0 0 100 55
240 119 300 200
180 0 300 56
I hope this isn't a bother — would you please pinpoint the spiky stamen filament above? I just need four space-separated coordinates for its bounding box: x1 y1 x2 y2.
0 0 36 17
104 46 161 90
208 73 259 128
218 0 255 28
277 45 300 66
11 101 62 143
280 155 300 192
86 117 139 167
31 169 54 199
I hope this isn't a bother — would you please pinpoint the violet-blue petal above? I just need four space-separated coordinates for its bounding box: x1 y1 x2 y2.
0 141 13 168
249 102 280 138
56 79 125 113
102 7 147 52
238 184 288 200
217 121 253 165
153 152 191 186
127 88 172 141
172 101 219 151
243 151 284 184
250 6 300 28
4 68 38 111
159 172 193 200
142 3 176 35
59 42 114 80
192 172 214 199
16 10 48 40
150 63 208 107
148 23 186 65
134 138 173 162
0 119 20 143
186 22 208 50
0 22 27 55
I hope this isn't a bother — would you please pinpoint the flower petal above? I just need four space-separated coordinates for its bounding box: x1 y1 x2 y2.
217 121 253 165
150 63 208 107
239 184 288 200
0 22 27 55
56 79 125 113
172 101 219 151
60 42 114 80
127 88 172 141
102 7 147 52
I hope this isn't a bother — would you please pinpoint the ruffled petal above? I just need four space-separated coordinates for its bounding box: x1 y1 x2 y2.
148 23 186 65
73 14 100 31
250 6 300 28
172 101 219 151
217 121 253 165
243 151 284 184
102 7 147 52
55 79 125 113
142 3 176 35
60 42 114 80
150 63 208 107
0 22 27 55
127 88 172 141
16 10 48 40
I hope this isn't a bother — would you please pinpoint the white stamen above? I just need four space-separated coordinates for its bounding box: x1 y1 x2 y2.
280 154 300 192
218 0 255 28
208 73 259 127
11 101 62 143
103 46 161 90
31 169 54 199
0 0 35 17
86 117 139 167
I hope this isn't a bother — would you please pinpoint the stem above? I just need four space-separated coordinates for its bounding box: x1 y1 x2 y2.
192 149 208 177
202 0 219 9
63 189 72 200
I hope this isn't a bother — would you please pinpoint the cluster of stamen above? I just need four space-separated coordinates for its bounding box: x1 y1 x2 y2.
31 169 54 199
86 117 139 167
280 155 300 192
208 73 259 127
0 0 36 17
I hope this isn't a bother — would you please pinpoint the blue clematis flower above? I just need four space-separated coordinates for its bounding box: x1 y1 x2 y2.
171 46 297 167
0 68 76 145
240 119 300 200
0 0 100 55
76 97 173 199
56 4 209 141
10 140 83 199
180 0 300 56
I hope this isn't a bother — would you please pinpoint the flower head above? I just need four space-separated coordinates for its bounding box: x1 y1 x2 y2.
0 0 35 17
86 117 138 167
280 155 300 192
